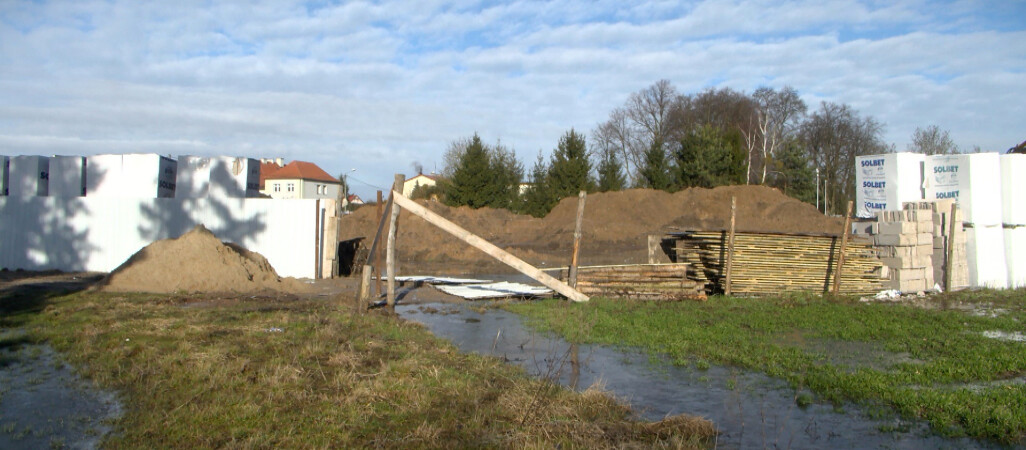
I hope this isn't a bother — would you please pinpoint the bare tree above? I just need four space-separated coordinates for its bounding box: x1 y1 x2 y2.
908 125 958 155
593 108 640 184
800 102 888 215
753 86 807 184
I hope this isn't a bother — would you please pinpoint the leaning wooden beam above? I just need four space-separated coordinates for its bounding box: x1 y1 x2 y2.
392 192 589 302
387 174 406 308
831 200 854 295
724 196 736 296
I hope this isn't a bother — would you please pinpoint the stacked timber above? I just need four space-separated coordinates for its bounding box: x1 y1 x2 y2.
671 231 886 296
550 264 706 301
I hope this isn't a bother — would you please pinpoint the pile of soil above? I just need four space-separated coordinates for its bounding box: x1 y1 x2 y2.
99 225 308 294
339 185 845 273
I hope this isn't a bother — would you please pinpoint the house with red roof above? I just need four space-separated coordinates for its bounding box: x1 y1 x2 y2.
260 160 341 200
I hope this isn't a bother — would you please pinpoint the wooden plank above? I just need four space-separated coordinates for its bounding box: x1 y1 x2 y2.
392 191 589 302
568 191 586 288
386 174 405 308
359 189 394 301
375 190 384 296
832 201 853 294
946 202 957 291
724 196 736 296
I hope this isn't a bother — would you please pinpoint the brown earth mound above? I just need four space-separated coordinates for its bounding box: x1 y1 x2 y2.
339 185 845 273
100 225 308 294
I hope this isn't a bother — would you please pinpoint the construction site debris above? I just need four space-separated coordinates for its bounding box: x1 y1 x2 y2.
99 225 309 294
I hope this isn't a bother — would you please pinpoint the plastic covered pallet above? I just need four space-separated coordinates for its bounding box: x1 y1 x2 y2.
854 153 925 218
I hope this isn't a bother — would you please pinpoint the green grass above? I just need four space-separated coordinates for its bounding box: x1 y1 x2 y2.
506 289 1026 445
4 290 716 448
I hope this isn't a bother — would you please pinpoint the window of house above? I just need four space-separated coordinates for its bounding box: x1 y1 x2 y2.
273 183 280 192
317 185 325 195
287 183 295 192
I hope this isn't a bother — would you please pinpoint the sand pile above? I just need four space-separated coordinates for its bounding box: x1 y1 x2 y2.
100 225 307 294
338 185 846 270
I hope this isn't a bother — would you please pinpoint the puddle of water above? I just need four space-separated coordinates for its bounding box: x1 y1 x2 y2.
0 332 122 449
400 303 997 449
982 330 1026 342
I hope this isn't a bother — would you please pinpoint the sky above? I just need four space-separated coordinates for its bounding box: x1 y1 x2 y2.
1 0 1024 199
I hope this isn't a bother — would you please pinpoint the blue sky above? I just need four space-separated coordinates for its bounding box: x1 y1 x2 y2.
1 0 1024 198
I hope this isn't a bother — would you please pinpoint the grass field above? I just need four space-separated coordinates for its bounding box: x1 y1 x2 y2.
507 289 1026 445
0 287 715 448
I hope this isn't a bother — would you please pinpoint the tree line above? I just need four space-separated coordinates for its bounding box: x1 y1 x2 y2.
435 79 963 217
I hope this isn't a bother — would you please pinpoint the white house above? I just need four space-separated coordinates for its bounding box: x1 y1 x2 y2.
261 161 341 200
402 173 440 197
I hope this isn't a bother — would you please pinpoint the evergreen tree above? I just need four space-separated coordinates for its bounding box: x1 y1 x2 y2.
487 143 523 210
773 140 817 204
547 128 593 199
444 134 493 208
638 141 673 191
519 152 557 218
675 125 746 188
596 146 626 192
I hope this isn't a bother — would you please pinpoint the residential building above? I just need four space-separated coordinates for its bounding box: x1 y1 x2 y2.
402 173 439 197
261 160 341 200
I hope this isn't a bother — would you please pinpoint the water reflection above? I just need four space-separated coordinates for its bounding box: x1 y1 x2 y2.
399 302 995 449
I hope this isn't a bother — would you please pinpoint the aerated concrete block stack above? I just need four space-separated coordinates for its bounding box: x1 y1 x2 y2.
49 155 87 197
8 155 49 196
906 200 969 291
873 208 935 292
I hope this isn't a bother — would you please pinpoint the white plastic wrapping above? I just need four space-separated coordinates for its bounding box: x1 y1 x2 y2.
209 157 260 199
1000 154 1026 225
8 155 49 197
49 156 86 197
966 225 1008 289
1005 227 1026 289
923 153 1003 226
176 155 211 198
89 154 177 198
854 153 925 218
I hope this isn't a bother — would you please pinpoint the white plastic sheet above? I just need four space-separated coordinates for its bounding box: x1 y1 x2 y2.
1000 154 1026 225
966 225 1008 289
209 157 261 199
8 155 49 197
924 153 1003 226
1005 227 1026 289
89 154 178 198
176 155 211 198
49 156 86 197
854 153 925 218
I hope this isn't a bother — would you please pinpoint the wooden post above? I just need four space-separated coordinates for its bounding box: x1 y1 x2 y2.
568 191 586 288
314 199 321 279
945 202 958 291
832 200 854 295
357 264 373 309
374 190 384 296
648 235 660 264
724 196 736 296
392 192 589 302
386 174 405 309
358 190 395 302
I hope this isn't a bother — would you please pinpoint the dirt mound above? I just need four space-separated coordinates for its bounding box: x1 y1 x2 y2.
100 225 308 294
338 185 845 272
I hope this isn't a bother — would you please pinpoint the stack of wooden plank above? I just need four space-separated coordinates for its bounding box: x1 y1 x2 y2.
549 264 706 301
671 231 885 296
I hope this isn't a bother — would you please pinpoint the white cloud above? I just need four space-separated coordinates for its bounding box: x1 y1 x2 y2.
1 0 1024 197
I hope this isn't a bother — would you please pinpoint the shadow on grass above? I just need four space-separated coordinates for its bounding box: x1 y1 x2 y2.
0 272 105 328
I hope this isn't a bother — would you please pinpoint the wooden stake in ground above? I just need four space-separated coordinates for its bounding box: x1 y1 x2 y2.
392 192 589 302
832 200 854 295
724 196 736 296
568 191 587 289
386 174 405 309
358 189 395 302
374 190 383 297
945 202 958 291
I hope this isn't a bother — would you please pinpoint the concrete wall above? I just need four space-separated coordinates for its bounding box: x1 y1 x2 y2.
0 196 331 279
